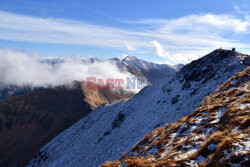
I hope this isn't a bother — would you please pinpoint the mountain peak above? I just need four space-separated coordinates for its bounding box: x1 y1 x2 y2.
178 49 249 83
122 56 138 61
211 48 238 56
82 57 100 63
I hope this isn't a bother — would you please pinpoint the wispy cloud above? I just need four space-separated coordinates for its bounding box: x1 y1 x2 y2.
143 13 250 64
150 40 197 64
0 48 138 91
234 5 244 15
144 14 249 33
0 11 145 49
0 11 250 64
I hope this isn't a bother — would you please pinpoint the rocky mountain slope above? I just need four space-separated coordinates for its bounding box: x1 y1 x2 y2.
102 66 250 167
28 49 249 167
0 82 132 167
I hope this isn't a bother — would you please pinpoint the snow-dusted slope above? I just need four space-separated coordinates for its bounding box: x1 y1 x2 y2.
122 56 177 84
103 66 250 166
28 49 249 167
122 56 167 71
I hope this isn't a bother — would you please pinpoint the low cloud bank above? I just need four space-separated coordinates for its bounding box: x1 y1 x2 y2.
0 48 140 91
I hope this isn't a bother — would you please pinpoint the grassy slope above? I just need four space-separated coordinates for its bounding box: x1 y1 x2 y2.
0 82 132 167
102 67 250 167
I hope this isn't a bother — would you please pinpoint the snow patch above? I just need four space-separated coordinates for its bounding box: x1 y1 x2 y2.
210 108 226 124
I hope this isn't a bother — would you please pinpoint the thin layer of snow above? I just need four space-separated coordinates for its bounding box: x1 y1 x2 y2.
169 133 178 139
232 127 239 133
160 149 171 158
233 137 250 156
174 149 197 160
28 51 248 167
190 134 204 141
194 116 203 124
210 108 226 124
238 103 250 110
185 155 207 167
186 160 199 167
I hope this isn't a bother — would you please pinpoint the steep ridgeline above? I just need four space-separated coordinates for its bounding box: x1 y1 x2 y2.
121 56 179 84
0 82 131 167
28 49 249 167
102 66 250 167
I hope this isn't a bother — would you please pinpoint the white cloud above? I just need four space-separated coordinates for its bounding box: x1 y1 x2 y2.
150 40 175 64
124 43 136 51
0 11 250 64
144 14 250 64
0 48 140 91
137 13 250 33
234 5 246 15
0 11 146 50
150 40 168 58
150 40 201 65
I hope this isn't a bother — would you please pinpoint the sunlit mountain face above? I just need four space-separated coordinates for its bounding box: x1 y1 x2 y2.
1 1 250 167
102 67 250 167
27 50 249 167
0 54 180 166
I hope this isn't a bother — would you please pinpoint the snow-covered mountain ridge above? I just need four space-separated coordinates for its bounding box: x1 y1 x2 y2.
43 55 180 84
28 49 249 167
122 56 179 84
102 66 250 166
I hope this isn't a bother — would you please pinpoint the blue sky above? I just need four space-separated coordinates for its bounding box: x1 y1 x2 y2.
0 0 250 64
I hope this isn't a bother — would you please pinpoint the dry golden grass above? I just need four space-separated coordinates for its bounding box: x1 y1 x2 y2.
102 67 250 167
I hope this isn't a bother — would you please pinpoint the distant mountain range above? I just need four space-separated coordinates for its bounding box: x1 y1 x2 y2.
0 56 182 101
27 49 249 167
43 55 183 84
0 56 180 166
